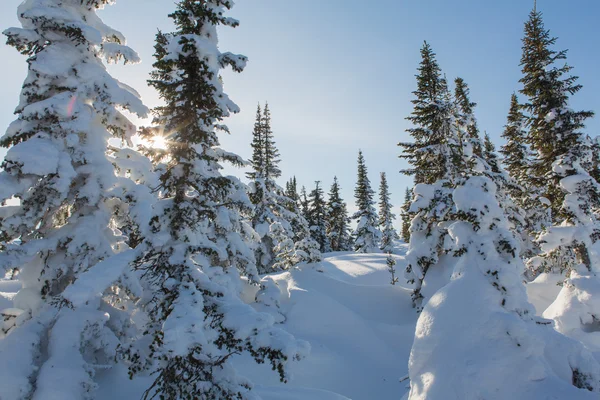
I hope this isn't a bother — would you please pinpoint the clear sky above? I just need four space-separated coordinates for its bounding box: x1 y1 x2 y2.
1 0 599 229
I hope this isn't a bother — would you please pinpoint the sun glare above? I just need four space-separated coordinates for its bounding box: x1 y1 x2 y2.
151 135 168 150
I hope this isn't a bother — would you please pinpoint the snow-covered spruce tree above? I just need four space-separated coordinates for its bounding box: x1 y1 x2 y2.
453 77 482 157
0 1 149 398
261 103 281 180
407 176 600 399
500 94 531 190
483 132 500 172
404 74 529 311
400 43 467 309
538 136 600 346
519 8 594 223
590 138 600 184
307 181 329 252
284 176 299 204
352 150 381 253
283 195 322 267
378 172 399 252
246 102 307 273
499 93 543 261
300 185 310 221
399 41 456 185
326 176 352 252
269 222 295 271
454 78 530 260
400 187 412 243
128 2 307 398
247 104 264 181
278 178 322 268
528 134 600 276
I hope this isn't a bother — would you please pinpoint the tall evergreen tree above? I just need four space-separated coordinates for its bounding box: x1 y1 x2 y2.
483 132 501 173
400 44 474 308
402 46 526 309
246 104 264 181
519 9 594 221
326 177 351 252
482 131 531 258
399 41 456 185
500 94 531 186
352 151 381 253
262 103 281 181
307 181 329 253
590 138 600 184
245 104 320 272
454 79 530 259
454 77 482 157
285 176 299 203
246 102 309 272
0 1 149 397
401 187 412 243
128 2 305 398
378 172 399 252
300 185 310 220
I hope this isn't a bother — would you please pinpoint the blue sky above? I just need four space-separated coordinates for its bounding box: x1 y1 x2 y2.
1 0 599 227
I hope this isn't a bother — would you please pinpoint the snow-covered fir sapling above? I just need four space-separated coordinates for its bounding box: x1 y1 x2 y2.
127 1 308 398
378 172 399 252
407 176 600 399
387 252 398 286
0 1 150 399
352 150 381 253
269 222 296 271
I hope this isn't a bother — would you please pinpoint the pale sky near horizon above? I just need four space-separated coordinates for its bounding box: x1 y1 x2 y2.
1 0 599 230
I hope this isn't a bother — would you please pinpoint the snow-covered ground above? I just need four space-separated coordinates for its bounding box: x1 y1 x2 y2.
91 248 416 400
2 246 594 399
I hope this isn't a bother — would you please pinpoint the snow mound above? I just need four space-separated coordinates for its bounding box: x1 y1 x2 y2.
544 271 600 353
526 273 564 315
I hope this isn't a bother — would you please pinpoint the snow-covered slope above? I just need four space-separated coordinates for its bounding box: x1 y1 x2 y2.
91 250 415 400
234 251 416 399
3 247 599 399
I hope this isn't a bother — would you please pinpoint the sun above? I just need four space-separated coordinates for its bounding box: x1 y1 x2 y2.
151 135 168 150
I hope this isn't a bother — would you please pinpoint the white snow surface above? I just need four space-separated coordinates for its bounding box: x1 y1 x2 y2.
90 249 416 400
2 248 599 399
